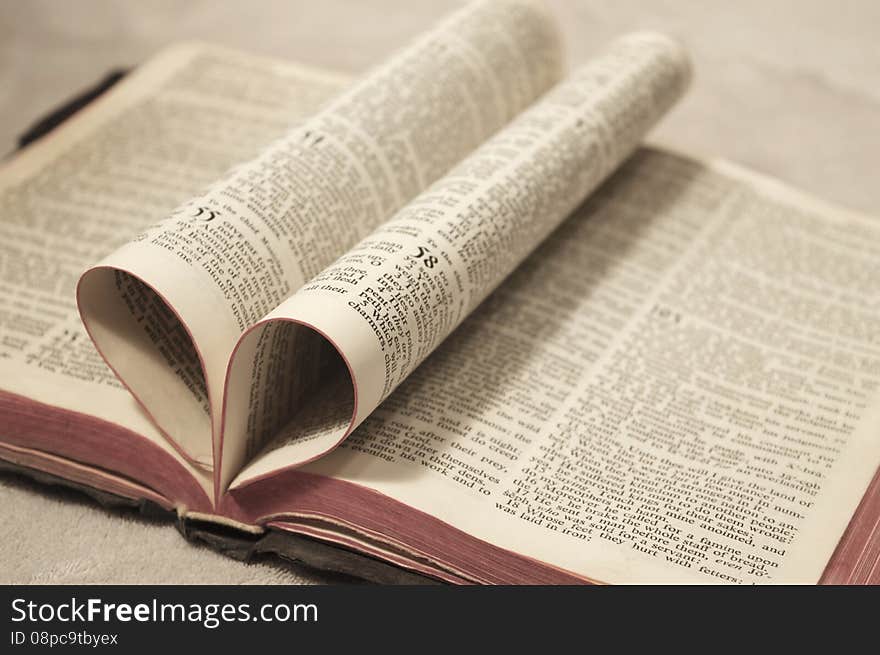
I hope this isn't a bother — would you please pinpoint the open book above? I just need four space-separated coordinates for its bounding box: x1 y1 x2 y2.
2 0 879 584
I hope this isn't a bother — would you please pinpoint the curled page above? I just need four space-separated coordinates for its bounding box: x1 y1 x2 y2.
223 32 692 490
77 0 564 470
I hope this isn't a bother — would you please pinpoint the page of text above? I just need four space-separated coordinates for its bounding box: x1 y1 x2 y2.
302 147 880 584
0 43 345 489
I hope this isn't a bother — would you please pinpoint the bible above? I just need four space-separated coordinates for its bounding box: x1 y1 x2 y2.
2 0 879 584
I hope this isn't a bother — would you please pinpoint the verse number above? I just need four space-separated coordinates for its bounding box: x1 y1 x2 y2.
413 246 439 269
651 304 682 324
192 206 220 221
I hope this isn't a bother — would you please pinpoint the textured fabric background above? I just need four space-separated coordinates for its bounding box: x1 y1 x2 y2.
1 0 878 583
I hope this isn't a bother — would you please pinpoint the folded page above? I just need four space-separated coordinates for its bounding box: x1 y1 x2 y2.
224 32 691 489
77 0 565 473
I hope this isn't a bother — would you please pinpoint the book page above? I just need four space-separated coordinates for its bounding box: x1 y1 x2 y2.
0 42 346 494
77 0 565 471
296 146 880 584
226 32 692 489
